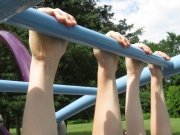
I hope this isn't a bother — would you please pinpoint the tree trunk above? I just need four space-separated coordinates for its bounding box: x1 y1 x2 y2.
3 113 10 131
15 113 21 135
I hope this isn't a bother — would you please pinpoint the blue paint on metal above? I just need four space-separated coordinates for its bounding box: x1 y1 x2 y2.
0 0 42 23
0 55 179 95
55 95 96 122
5 8 173 68
0 4 179 123
0 80 97 95
55 55 180 122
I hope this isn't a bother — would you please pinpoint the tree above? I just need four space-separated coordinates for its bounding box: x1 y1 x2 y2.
0 0 145 127
166 86 180 118
140 88 150 113
0 24 28 134
144 32 180 118
145 32 180 57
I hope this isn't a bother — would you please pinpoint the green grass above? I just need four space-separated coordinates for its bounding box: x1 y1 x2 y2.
67 118 180 135
10 118 180 135
9 128 17 135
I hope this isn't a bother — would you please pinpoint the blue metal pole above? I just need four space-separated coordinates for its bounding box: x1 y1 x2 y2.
5 8 173 68
0 80 97 95
56 55 180 122
0 55 179 95
0 0 42 23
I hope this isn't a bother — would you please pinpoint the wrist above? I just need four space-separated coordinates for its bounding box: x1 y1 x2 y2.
151 75 163 83
127 73 141 80
126 75 140 92
127 75 140 84
98 67 116 79
150 74 163 80
31 57 60 68
30 58 59 78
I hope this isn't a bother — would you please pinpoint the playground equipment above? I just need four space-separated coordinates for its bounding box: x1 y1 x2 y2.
0 0 180 134
0 114 10 135
0 30 66 134
0 30 31 82
0 115 3 128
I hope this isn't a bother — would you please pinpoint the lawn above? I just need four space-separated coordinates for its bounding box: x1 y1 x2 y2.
67 118 180 135
10 118 180 135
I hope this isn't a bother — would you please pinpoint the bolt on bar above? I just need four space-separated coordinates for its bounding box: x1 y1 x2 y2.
0 0 42 23
5 8 173 68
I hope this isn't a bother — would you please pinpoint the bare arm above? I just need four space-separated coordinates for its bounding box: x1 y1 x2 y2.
92 31 130 135
149 51 172 135
125 43 152 135
22 8 76 135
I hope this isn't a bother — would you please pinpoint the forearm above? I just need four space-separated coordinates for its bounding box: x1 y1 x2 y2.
93 67 123 135
22 60 58 135
150 77 172 135
126 75 146 135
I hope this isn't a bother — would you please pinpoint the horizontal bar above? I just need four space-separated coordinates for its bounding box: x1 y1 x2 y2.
55 54 180 122
0 55 179 122
0 55 179 95
0 80 97 95
0 0 42 23
5 8 173 68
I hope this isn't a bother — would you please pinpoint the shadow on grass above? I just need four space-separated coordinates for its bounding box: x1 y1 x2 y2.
146 130 180 135
172 132 180 135
67 131 92 135
146 130 150 135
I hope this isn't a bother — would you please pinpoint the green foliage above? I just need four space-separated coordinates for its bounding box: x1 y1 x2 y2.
121 114 126 121
144 33 180 118
140 88 150 113
117 19 144 43
143 113 150 120
0 0 148 126
67 119 89 124
166 86 180 118
0 23 28 131
56 43 97 86
37 0 114 31
119 93 126 115
144 32 180 57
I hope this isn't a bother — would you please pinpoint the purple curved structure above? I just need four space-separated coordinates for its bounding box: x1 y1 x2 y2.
0 30 31 81
0 126 11 135
0 30 31 134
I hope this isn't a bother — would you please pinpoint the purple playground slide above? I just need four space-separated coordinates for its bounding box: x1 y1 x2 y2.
0 30 31 82
0 30 31 134
0 126 11 135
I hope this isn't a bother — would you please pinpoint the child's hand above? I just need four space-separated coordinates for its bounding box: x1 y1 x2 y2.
94 31 130 72
29 8 77 63
148 51 170 79
126 43 152 77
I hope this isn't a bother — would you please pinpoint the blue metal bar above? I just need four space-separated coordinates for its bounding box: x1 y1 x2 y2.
0 0 42 23
0 80 97 95
55 55 180 122
5 8 173 68
0 3 179 122
0 55 179 95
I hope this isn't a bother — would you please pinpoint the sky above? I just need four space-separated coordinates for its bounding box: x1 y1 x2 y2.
97 0 180 43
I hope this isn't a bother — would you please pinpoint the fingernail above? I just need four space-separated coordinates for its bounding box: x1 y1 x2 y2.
124 42 128 46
